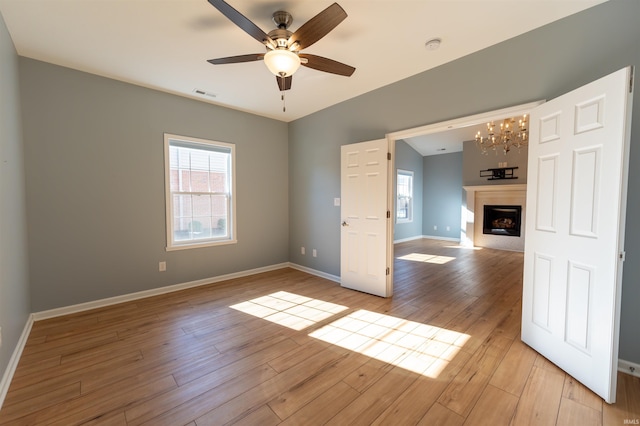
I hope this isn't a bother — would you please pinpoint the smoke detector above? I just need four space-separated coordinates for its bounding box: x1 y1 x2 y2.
425 38 442 51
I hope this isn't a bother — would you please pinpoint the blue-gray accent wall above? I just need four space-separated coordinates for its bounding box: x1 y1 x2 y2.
423 152 463 240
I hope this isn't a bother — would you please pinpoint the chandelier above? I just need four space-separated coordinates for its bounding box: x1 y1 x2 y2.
475 115 529 155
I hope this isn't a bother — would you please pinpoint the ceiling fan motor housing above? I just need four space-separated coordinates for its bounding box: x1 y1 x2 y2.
272 11 293 29
267 28 293 48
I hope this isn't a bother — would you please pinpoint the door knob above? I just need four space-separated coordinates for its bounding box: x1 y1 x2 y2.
342 221 349 227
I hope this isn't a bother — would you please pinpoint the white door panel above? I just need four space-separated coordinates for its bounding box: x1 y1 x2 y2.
522 67 633 403
340 139 391 297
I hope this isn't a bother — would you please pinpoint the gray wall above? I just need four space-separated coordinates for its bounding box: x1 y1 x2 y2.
394 140 423 241
19 58 289 312
463 140 528 186
423 152 463 240
0 14 30 389
289 0 640 364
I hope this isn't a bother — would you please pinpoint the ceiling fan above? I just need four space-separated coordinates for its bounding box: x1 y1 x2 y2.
206 0 356 92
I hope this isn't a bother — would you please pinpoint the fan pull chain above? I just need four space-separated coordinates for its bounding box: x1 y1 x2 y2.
277 74 287 112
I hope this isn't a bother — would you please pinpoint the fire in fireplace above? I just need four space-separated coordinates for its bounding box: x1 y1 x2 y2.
483 205 522 237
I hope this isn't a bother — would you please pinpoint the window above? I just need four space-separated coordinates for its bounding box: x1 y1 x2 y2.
397 169 413 223
164 134 236 250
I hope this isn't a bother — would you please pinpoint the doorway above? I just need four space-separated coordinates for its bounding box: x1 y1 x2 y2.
385 101 543 262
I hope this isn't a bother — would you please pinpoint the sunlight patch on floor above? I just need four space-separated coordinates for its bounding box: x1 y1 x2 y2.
232 293 469 378
397 253 456 264
229 291 348 331
309 309 469 378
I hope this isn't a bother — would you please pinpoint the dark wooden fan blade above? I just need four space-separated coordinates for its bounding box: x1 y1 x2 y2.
288 3 347 51
277 75 292 91
299 54 355 76
207 0 274 47
207 54 265 65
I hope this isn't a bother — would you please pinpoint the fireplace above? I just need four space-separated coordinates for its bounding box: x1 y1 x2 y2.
463 184 526 251
483 205 522 237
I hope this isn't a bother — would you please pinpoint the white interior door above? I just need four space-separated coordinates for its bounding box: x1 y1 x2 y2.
340 139 392 297
522 67 633 403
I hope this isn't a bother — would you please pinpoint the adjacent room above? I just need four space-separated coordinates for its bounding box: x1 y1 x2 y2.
1 0 639 424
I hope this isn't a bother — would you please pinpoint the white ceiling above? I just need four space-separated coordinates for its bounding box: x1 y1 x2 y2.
402 126 477 157
0 0 606 122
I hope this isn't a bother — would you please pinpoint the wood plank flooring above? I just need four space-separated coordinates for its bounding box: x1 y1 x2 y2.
1 238 638 425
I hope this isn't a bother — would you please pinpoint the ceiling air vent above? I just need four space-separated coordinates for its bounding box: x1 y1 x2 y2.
193 88 217 98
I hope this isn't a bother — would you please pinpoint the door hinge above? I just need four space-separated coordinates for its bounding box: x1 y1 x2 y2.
387 210 391 218
620 251 626 261
630 68 634 93
386 267 390 275
387 152 391 161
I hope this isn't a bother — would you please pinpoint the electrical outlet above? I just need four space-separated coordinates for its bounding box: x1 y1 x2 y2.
301 247 305 255
434 225 437 231
159 261 166 272
446 226 450 231
313 249 317 257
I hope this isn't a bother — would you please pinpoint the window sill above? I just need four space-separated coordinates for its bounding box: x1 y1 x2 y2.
166 238 238 251
396 219 413 224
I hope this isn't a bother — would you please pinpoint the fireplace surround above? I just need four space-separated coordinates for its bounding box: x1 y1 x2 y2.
462 184 526 251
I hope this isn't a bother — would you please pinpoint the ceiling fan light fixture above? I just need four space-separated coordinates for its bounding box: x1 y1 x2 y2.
264 49 301 77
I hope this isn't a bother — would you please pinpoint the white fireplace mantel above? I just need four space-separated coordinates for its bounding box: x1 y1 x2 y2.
462 184 527 250
463 184 527 194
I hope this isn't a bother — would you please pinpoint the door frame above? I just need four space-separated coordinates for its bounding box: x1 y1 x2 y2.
379 101 544 296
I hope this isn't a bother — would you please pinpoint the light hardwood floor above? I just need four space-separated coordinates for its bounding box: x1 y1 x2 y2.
1 239 638 425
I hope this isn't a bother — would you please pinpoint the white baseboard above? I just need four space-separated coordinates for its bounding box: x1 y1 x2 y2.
288 263 341 283
0 314 34 410
33 263 290 321
619 359 640 378
393 235 424 244
421 235 461 242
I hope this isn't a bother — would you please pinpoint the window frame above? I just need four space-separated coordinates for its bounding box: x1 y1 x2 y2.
164 133 237 251
396 169 414 223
